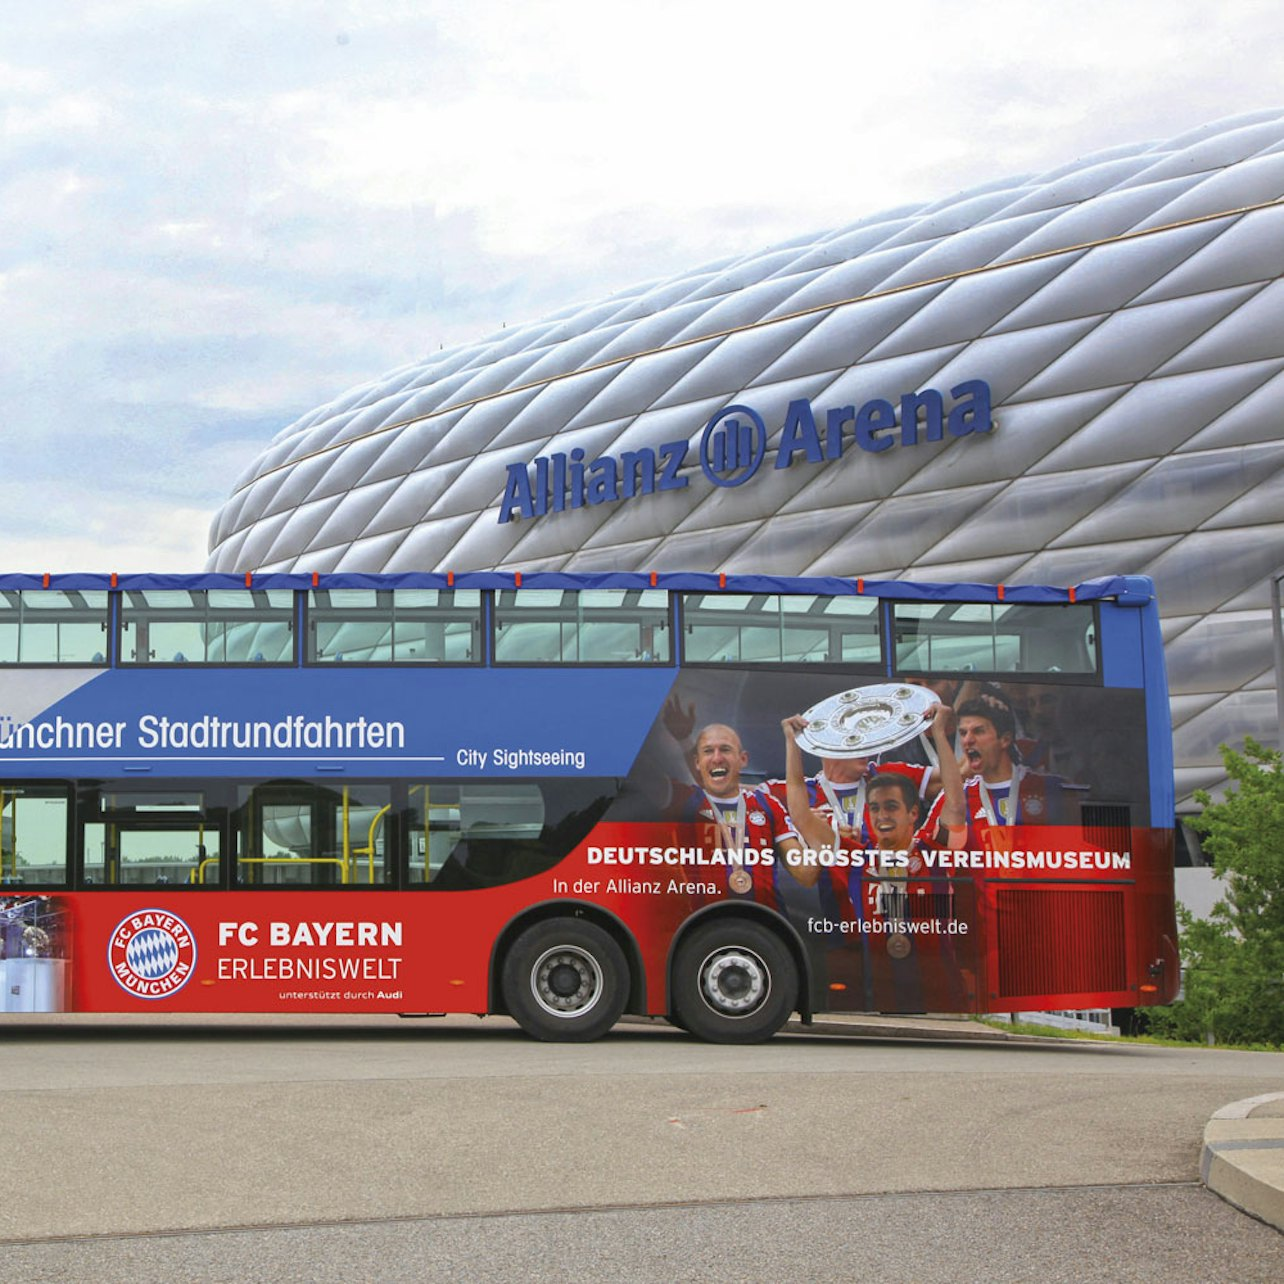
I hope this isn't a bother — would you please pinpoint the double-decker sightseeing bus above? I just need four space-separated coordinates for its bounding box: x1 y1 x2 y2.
0 572 1177 1041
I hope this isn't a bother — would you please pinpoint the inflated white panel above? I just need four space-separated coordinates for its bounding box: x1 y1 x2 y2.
210 111 1284 811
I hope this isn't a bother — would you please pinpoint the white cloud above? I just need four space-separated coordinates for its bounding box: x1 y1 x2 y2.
0 483 210 572
1 0 1282 569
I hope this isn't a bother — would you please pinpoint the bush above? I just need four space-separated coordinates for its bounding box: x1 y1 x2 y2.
1146 738 1284 1048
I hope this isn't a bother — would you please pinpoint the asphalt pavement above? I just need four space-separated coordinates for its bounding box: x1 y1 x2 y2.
1 1008 1280 1279
801 1010 1284 1235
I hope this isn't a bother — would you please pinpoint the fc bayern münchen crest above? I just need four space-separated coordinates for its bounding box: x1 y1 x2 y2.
795 683 936 759
107 909 198 999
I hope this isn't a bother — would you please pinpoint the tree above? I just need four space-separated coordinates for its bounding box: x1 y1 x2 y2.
1148 738 1284 1047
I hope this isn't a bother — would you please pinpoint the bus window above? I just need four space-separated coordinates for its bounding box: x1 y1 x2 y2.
408 779 617 889
306 589 481 663
235 782 392 887
892 601 1098 675
79 788 221 887
0 785 70 887
120 590 295 665
0 591 109 665
494 590 671 664
681 593 881 665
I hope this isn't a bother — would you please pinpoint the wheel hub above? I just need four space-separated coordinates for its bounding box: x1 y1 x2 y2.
699 946 768 1016
531 946 603 1018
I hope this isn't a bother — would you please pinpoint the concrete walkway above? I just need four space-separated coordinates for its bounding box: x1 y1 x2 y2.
1202 1092 1284 1234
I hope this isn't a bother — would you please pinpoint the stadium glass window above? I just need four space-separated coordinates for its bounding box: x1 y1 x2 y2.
891 601 1098 675
493 589 671 664
234 782 393 888
0 591 109 665
0 784 71 887
120 589 295 665
680 593 882 665
407 779 617 889
306 589 481 664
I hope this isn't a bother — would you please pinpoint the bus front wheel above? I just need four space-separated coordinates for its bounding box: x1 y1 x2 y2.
501 918 628 1042
671 919 796 1043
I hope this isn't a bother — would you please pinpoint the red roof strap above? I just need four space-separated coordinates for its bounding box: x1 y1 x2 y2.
514 571 523 588
110 572 118 588
447 571 455 588
718 573 727 589
311 572 319 587
1068 586 1077 604
996 584 1006 601
856 577 865 594
649 572 657 587
244 572 253 588
42 573 50 589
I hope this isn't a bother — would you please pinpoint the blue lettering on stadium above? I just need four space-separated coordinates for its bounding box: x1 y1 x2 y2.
497 379 992 523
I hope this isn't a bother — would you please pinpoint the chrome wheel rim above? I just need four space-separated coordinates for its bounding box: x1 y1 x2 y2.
697 946 769 1018
531 945 604 1019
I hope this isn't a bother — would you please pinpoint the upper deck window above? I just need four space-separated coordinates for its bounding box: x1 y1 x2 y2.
891 601 1098 675
0 591 109 665
493 589 671 664
120 590 295 665
306 589 481 664
680 593 881 666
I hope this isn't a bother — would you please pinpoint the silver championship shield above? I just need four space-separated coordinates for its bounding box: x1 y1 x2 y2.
794 683 936 759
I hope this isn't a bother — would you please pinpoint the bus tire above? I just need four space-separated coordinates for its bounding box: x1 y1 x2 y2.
502 918 628 1042
671 919 796 1044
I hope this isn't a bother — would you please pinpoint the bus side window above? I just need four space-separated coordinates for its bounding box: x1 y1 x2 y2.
494 590 671 665
0 786 71 887
409 780 617 890
78 788 221 888
235 783 393 888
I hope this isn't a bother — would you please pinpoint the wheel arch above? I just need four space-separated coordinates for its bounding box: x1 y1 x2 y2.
489 899 646 1017
666 903 813 1023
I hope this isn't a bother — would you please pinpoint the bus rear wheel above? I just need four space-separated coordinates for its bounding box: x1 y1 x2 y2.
501 918 628 1042
671 919 797 1044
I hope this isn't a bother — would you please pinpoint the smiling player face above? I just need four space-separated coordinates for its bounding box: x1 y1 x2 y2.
693 724 748 799
866 784 920 850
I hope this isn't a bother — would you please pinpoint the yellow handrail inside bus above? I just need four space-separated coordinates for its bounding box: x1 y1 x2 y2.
413 782 464 884
353 805 391 885
342 787 351 882
192 855 220 885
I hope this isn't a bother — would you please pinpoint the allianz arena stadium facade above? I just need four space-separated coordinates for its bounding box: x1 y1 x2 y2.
209 109 1284 822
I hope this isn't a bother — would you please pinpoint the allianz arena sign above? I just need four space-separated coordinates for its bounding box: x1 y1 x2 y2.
498 378 993 524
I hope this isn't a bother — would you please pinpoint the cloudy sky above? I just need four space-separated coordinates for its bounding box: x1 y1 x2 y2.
3 0 1282 571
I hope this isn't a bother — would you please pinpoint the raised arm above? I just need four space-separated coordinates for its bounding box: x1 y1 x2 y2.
926 701 966 845
778 715 828 886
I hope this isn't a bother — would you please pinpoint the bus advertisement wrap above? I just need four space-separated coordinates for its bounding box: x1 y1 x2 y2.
0 573 1178 1040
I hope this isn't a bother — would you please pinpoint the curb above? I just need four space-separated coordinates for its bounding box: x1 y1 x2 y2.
1202 1092 1284 1233
788 1013 1066 1044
